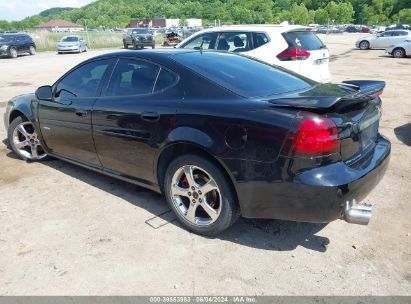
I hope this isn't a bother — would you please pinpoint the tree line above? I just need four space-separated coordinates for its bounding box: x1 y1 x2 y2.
1 0 410 31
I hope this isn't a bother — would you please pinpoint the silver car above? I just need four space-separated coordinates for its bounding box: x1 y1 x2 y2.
385 40 411 58
57 35 88 54
355 30 411 50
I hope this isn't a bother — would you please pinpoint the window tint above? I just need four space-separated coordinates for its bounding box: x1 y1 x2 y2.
381 31 393 37
56 59 112 98
154 69 178 92
173 52 315 98
253 32 269 49
180 33 217 50
216 32 250 52
283 31 325 50
62 36 79 42
107 59 159 96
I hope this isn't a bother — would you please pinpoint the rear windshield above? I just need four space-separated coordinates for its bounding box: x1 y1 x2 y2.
173 51 315 98
283 31 325 50
61 36 78 42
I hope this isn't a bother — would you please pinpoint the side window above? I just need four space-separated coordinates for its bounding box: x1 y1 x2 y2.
216 32 251 52
398 31 408 36
381 32 393 37
154 69 178 92
253 32 269 49
55 59 112 98
107 59 160 96
180 33 217 50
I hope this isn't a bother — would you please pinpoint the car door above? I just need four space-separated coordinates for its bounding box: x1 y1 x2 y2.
393 31 409 44
92 58 181 184
15 35 27 53
38 58 115 167
373 31 393 48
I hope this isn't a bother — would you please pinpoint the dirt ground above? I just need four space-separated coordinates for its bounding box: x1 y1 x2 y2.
0 33 410 296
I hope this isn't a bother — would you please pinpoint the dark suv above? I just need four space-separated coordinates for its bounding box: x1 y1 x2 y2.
0 33 36 58
123 28 155 49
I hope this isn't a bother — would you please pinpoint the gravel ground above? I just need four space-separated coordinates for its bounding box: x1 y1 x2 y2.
0 33 410 295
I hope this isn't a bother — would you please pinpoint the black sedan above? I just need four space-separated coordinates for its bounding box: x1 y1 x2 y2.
3 50 390 235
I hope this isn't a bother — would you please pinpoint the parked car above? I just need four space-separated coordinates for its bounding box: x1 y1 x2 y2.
3 50 390 235
356 30 411 50
385 40 411 58
123 28 155 49
0 32 36 58
176 25 331 83
57 35 88 54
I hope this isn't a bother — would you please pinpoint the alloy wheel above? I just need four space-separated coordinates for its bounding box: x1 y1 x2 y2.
170 165 222 226
393 48 404 58
10 48 17 58
12 121 47 160
359 41 369 50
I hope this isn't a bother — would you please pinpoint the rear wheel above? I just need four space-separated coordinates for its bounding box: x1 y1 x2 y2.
123 41 128 49
152 44 155 49
359 40 369 50
7 116 48 161
29 46 36 55
9 47 17 58
164 154 239 236
393 47 405 58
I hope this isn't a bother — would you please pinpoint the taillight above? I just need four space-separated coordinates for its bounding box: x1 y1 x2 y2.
277 47 310 61
282 112 340 157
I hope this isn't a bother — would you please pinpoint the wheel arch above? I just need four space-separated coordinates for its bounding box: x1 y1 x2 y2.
155 140 239 210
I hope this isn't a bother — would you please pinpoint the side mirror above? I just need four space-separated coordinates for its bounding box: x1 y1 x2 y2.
35 85 52 101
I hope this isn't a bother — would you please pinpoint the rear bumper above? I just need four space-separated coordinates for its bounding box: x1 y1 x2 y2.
229 134 390 222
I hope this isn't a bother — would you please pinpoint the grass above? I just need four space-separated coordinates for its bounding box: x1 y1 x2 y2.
29 31 124 52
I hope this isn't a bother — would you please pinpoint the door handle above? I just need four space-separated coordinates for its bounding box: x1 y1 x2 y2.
141 112 160 122
75 110 88 117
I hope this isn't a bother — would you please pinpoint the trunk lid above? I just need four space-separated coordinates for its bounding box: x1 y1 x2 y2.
268 80 385 164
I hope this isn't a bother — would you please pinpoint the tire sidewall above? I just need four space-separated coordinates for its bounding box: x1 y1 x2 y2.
9 47 17 58
393 48 404 58
29 46 36 55
360 41 369 50
164 154 238 236
7 116 48 162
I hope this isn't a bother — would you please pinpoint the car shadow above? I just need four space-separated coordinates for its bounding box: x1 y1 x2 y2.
4 148 330 252
394 123 411 146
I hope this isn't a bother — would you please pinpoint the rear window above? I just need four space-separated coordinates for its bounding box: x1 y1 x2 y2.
173 51 315 98
283 31 325 50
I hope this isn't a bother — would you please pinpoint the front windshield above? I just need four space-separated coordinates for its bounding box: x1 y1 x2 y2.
0 35 14 43
61 36 79 42
132 28 149 34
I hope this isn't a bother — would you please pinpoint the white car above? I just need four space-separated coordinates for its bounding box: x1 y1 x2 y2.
385 40 411 58
355 30 411 50
176 25 331 83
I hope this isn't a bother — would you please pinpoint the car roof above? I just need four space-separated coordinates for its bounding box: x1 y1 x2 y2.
190 24 312 34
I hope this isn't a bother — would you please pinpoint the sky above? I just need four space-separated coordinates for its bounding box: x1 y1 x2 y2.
0 0 96 21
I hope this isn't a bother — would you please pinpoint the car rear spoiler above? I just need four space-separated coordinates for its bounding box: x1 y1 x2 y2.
267 80 385 110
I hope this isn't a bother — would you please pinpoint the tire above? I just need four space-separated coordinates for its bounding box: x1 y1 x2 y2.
133 42 138 50
7 116 49 161
84 46 88 52
9 47 17 58
152 44 155 49
392 47 405 58
29 46 36 55
123 41 128 49
359 40 370 50
164 154 239 236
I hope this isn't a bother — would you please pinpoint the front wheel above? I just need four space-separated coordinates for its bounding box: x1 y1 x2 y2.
9 47 17 58
392 48 405 58
152 44 155 49
7 116 48 161
359 40 370 50
164 154 239 236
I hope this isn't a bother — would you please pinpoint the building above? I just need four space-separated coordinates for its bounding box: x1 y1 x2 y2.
34 19 84 32
128 18 202 28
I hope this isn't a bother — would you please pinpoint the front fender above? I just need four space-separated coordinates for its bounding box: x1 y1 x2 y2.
4 93 36 130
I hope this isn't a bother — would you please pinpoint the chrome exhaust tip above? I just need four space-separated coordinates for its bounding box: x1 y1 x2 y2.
343 199 373 225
